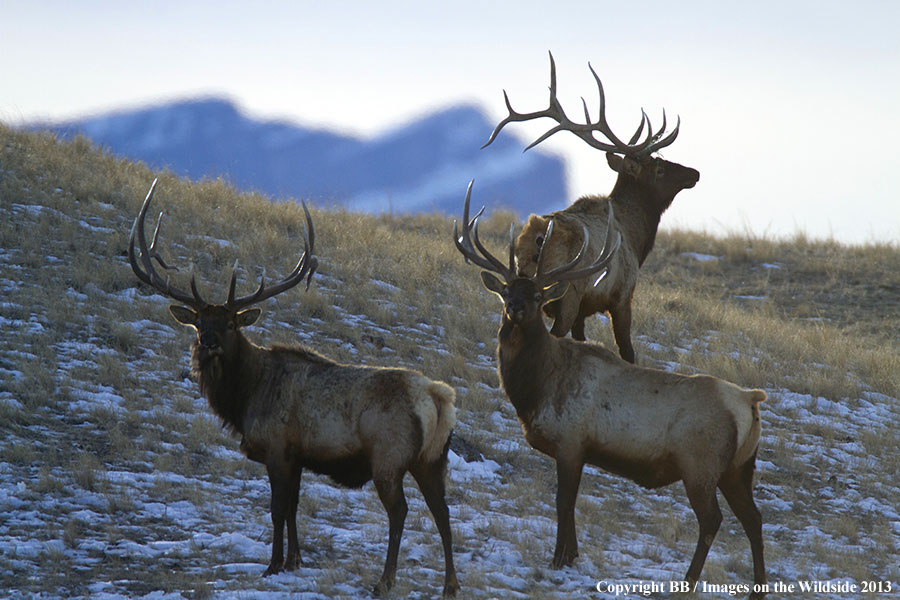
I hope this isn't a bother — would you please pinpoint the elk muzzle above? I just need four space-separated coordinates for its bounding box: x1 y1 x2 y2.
199 331 222 352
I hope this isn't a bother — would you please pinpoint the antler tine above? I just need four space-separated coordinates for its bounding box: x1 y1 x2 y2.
534 219 591 286
187 263 207 306
226 259 240 307
453 180 515 281
128 179 208 309
637 113 680 158
229 200 318 311
534 219 557 278
583 62 633 151
536 202 621 285
148 211 177 271
482 51 561 150
627 111 648 146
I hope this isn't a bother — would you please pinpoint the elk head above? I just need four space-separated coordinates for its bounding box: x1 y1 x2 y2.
454 180 620 327
128 179 317 372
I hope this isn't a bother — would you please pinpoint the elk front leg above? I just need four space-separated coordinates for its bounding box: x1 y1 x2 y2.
284 466 303 571
609 300 635 363
264 463 292 576
549 290 581 339
552 456 584 568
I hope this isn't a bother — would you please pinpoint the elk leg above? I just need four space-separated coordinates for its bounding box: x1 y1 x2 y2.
552 457 583 568
609 302 635 363
571 314 587 341
284 466 303 571
373 469 408 597
683 478 722 585
719 456 766 598
411 450 459 597
264 463 291 576
549 293 580 339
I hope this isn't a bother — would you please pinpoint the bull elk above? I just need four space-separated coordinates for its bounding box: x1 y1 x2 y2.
128 180 459 597
483 52 700 363
454 181 767 599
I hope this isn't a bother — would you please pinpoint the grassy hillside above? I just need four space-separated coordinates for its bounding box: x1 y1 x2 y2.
1 124 898 598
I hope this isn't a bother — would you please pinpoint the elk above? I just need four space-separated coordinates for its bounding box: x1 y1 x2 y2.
454 181 767 598
483 52 700 363
128 179 459 597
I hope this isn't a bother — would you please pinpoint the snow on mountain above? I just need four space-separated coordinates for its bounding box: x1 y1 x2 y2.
35 98 568 217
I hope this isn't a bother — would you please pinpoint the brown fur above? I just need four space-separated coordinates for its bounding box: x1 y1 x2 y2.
176 307 459 597
481 274 767 597
516 154 700 362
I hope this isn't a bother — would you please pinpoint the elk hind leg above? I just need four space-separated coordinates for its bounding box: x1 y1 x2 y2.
683 477 722 584
411 445 459 597
719 456 766 598
372 468 408 597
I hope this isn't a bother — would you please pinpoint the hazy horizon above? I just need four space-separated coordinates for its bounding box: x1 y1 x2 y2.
4 0 899 244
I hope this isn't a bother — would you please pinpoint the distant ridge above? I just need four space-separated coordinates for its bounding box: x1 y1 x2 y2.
33 97 568 217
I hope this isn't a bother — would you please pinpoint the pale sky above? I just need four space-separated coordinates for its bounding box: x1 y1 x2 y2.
3 0 899 244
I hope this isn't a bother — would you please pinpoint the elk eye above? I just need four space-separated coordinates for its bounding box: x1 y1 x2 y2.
535 235 544 248
226 321 236 330
533 293 542 302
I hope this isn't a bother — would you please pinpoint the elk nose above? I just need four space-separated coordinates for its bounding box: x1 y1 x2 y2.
200 332 220 349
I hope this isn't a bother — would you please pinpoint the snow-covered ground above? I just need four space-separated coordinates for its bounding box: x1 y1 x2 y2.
1 181 899 599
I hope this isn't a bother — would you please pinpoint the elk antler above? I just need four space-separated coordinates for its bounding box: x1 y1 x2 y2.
533 202 621 288
225 200 317 312
129 179 209 309
454 180 621 287
129 179 317 310
453 180 516 282
483 51 679 159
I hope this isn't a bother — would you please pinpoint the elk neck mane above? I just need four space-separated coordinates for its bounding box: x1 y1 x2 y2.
192 336 337 434
565 192 663 268
609 176 676 265
497 314 556 423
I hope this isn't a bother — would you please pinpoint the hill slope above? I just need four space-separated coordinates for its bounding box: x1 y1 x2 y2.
1 125 898 598
31 98 568 217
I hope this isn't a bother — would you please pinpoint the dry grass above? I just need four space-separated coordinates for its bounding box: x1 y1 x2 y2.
2 123 899 596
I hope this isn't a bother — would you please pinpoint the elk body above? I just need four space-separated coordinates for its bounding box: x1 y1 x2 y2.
484 52 700 362
454 182 767 598
129 180 459 597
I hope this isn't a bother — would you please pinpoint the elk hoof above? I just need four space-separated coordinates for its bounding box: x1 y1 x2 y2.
551 549 577 568
372 578 394 597
262 562 282 577
441 578 460 597
284 552 301 571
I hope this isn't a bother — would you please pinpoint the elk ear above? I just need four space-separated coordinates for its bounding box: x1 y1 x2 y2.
542 282 569 304
606 152 624 173
480 272 506 297
169 305 198 326
236 308 261 328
